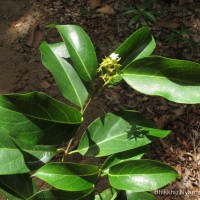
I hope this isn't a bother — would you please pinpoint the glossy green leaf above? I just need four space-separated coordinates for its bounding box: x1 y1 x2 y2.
4 118 77 145
117 191 157 200
95 188 117 200
115 27 155 67
74 111 170 157
101 146 147 175
108 160 179 192
13 140 57 170
40 42 88 108
0 92 80 145
0 92 82 123
122 56 200 104
33 163 99 191
28 189 94 200
0 174 38 199
0 132 29 175
3 118 77 145
56 25 98 82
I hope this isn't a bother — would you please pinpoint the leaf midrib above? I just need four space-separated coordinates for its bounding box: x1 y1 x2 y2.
61 33 92 82
0 106 80 124
43 45 84 108
108 172 176 176
55 56 84 108
122 73 200 85
36 171 98 177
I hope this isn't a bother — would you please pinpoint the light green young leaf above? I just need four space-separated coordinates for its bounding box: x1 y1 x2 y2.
28 189 94 200
122 56 200 104
115 27 155 67
33 163 99 191
40 42 88 108
0 174 38 199
74 111 170 157
56 25 98 82
108 160 179 192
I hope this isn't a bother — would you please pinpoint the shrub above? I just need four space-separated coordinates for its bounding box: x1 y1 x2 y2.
0 25 200 199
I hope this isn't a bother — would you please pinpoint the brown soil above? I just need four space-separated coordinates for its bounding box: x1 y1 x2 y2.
0 0 199 200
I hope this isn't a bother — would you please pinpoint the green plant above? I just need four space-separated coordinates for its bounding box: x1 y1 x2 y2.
164 28 197 52
0 25 200 200
124 0 156 27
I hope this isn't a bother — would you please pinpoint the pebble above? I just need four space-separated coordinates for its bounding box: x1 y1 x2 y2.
40 81 51 89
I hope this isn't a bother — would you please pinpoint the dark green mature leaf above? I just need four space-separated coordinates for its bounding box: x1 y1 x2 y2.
56 25 98 82
101 146 147 175
95 188 117 200
142 11 156 23
0 92 82 123
28 189 94 200
115 27 155 67
0 132 29 175
108 160 179 192
33 163 99 191
122 56 200 104
74 111 170 157
0 174 38 199
40 42 88 108
2 117 77 145
117 191 157 200
129 15 140 27
0 92 81 145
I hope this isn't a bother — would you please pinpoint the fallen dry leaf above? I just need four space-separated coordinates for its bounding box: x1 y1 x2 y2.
88 0 101 9
96 5 114 15
156 115 171 129
32 30 45 48
173 108 184 117
24 22 39 47
191 16 200 31
157 20 180 29
175 164 182 176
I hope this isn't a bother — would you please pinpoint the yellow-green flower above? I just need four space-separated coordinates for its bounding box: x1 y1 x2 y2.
98 53 122 86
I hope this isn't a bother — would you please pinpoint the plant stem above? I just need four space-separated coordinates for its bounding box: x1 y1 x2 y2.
63 83 104 159
64 97 92 157
64 138 73 158
63 99 91 158
82 97 92 114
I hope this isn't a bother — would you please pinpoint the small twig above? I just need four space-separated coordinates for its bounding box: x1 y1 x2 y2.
63 81 104 158
64 138 74 157
81 97 92 114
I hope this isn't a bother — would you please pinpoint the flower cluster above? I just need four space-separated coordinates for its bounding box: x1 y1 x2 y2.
97 53 122 86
